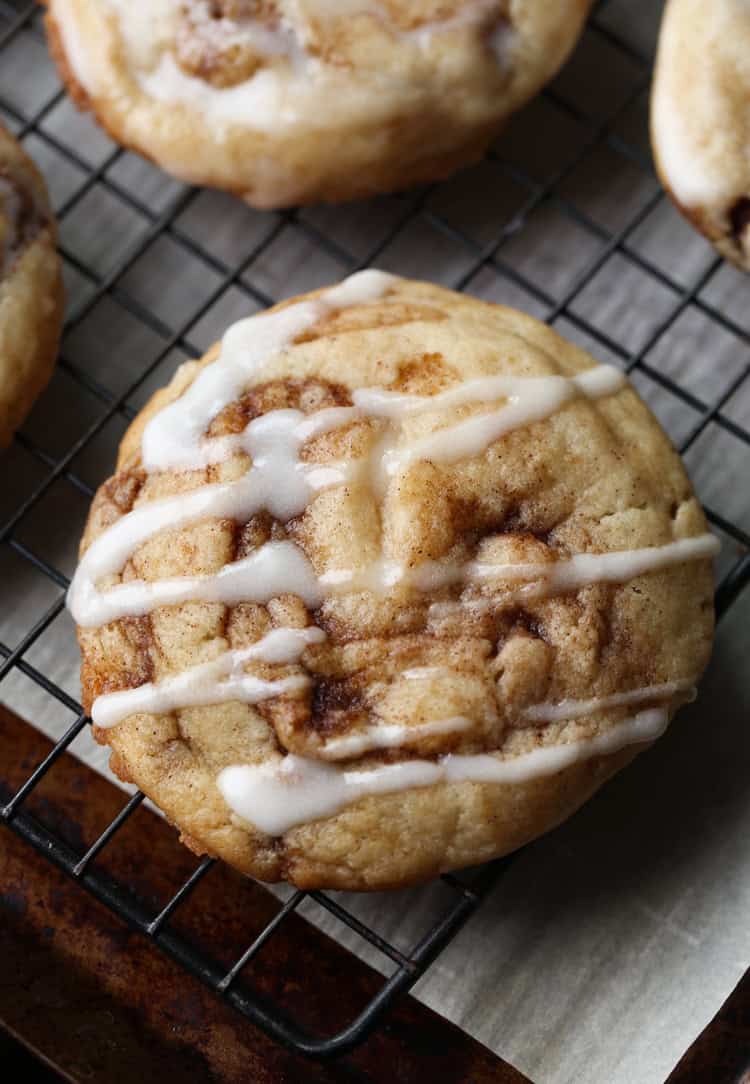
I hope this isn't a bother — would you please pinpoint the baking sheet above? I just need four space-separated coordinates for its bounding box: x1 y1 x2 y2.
2 3 750 1081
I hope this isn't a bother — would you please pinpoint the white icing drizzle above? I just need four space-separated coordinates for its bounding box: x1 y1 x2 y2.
138 51 322 131
92 626 324 728
142 269 394 471
68 268 637 628
217 707 669 835
468 535 720 596
68 268 717 834
185 0 302 66
319 534 720 598
76 530 718 629
353 367 621 418
58 0 515 134
75 539 325 627
69 270 396 627
318 716 473 761
72 409 351 613
521 680 696 724
377 366 626 475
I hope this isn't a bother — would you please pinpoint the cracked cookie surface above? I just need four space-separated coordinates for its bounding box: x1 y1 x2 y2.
73 277 715 889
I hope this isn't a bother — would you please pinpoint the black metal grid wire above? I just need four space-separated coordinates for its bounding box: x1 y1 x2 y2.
1 0 749 1062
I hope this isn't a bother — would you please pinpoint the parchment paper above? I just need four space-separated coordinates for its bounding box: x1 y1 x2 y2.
2 4 749 1081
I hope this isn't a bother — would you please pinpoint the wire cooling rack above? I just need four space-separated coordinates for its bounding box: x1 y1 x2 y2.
1 0 750 1064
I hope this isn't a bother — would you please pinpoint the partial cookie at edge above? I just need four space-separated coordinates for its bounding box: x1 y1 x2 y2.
651 0 750 270
0 123 63 447
45 0 591 207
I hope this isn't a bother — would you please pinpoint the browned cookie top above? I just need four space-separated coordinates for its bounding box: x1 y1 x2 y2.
70 276 715 889
46 0 590 206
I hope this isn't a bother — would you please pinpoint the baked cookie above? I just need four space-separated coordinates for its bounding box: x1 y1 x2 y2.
0 125 63 447
652 0 750 270
46 0 591 208
68 273 716 890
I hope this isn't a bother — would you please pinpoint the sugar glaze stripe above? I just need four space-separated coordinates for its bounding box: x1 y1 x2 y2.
66 271 718 834
217 708 669 836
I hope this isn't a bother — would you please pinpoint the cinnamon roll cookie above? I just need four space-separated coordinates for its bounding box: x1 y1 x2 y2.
46 1 591 207
0 125 63 447
69 274 716 890
652 0 750 270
